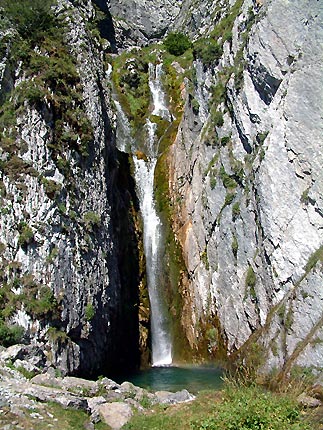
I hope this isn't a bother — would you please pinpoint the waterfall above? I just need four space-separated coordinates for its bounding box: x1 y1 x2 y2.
114 99 133 153
148 63 171 122
133 62 172 366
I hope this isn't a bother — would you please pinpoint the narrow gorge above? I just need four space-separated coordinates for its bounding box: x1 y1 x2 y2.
0 0 322 385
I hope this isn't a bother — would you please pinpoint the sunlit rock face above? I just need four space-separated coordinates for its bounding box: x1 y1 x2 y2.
108 0 183 46
168 0 323 373
1 0 322 378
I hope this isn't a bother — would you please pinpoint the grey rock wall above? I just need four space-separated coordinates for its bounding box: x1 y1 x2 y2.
169 0 323 372
0 0 139 376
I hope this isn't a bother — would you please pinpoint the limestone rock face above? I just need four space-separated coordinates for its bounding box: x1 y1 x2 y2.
168 0 323 372
1 0 322 379
0 0 139 376
108 0 183 46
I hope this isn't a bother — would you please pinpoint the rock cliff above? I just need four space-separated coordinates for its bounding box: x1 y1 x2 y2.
167 0 323 375
0 0 322 379
0 0 140 376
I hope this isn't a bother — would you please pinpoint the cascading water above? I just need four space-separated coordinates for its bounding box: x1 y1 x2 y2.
133 62 173 366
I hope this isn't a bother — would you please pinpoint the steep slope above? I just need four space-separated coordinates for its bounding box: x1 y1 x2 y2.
0 0 140 376
167 0 323 374
0 0 322 379
107 0 323 375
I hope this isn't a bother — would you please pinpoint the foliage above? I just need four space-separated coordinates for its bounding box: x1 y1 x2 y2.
24 285 57 318
245 265 256 288
232 235 238 258
224 192 235 207
219 166 237 189
46 246 59 263
191 384 310 430
304 245 323 273
232 202 240 219
0 320 24 346
164 32 192 56
85 303 95 321
124 381 313 430
0 0 56 42
193 38 223 66
41 177 62 199
211 110 224 127
83 211 101 231
17 222 34 247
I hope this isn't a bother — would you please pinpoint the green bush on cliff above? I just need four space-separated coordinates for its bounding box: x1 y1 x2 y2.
164 32 192 56
0 321 24 347
1 0 56 41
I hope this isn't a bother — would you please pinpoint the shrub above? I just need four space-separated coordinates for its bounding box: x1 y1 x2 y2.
191 384 309 430
220 166 237 189
17 222 34 247
25 286 57 318
224 192 235 206
83 211 101 231
232 236 238 258
0 321 24 347
212 110 224 127
232 202 240 218
164 32 191 56
245 265 256 288
193 38 223 65
85 303 95 321
1 0 56 41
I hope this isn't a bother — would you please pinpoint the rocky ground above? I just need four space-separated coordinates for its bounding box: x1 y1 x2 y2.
0 344 194 429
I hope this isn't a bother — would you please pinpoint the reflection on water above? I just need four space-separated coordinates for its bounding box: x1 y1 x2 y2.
113 365 224 393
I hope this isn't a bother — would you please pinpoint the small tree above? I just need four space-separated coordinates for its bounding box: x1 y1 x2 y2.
164 32 191 56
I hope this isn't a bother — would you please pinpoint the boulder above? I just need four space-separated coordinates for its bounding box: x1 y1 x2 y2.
98 402 133 429
154 389 195 404
297 393 322 408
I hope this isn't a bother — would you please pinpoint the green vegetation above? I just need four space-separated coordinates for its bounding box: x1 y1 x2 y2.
232 202 240 219
304 245 323 274
111 51 150 130
83 211 101 231
46 246 59 263
24 285 57 318
219 165 237 189
124 381 314 430
1 0 56 41
17 222 34 247
0 401 96 430
0 0 93 194
0 321 24 347
224 192 235 206
193 38 223 66
232 235 238 258
85 303 95 321
41 177 62 199
191 384 310 430
164 32 192 56
245 265 256 288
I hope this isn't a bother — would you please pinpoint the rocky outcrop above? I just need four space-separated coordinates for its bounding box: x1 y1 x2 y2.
109 0 183 47
168 0 323 373
0 350 195 430
0 0 139 376
0 0 322 380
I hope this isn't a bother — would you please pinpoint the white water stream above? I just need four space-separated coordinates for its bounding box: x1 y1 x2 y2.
133 63 172 366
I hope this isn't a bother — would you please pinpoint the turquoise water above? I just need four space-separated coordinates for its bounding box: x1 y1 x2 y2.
114 365 224 393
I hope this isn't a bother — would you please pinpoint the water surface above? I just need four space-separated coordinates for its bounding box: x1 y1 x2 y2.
114 365 224 393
